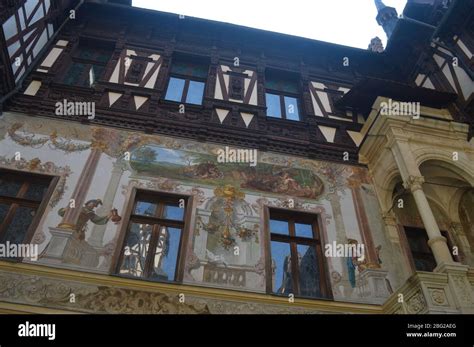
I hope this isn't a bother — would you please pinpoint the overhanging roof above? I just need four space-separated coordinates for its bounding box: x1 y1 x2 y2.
337 77 458 114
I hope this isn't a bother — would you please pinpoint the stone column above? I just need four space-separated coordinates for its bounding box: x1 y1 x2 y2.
389 139 454 267
403 175 454 265
88 159 126 248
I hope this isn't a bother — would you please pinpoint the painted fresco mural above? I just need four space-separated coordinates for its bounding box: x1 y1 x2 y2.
0 112 398 302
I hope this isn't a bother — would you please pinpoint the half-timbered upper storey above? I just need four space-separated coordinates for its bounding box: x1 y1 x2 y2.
3 0 473 164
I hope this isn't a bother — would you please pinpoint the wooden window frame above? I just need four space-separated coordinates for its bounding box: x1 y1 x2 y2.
264 90 301 121
165 74 206 105
61 39 113 87
403 226 456 272
264 206 331 299
0 169 58 260
113 188 193 283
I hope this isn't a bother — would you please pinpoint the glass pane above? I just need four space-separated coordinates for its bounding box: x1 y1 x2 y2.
165 77 185 102
78 46 112 63
2 15 17 41
63 62 86 86
297 244 321 298
271 241 292 294
266 76 298 94
134 201 158 217
265 93 282 118
150 226 181 282
0 177 22 198
0 203 11 223
24 182 49 201
171 61 208 78
90 65 105 85
163 205 184 221
413 254 437 272
119 223 153 278
269 219 289 235
284 96 300 121
1 206 36 244
295 223 313 238
186 80 205 105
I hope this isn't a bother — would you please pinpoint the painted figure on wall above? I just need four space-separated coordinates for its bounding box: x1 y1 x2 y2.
58 199 121 240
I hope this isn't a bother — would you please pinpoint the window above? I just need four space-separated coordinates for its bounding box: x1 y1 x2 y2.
0 170 55 253
164 58 208 105
117 191 188 283
404 227 454 272
62 40 113 87
265 71 301 121
267 208 330 299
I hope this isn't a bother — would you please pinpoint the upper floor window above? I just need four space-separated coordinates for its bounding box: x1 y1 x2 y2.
117 190 189 283
62 39 113 87
265 71 301 121
404 227 455 272
267 208 330 299
164 57 208 105
0 170 55 256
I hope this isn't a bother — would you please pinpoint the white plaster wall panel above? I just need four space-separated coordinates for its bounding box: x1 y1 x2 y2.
40 47 63 68
423 77 435 90
347 130 363 147
109 63 120 84
457 39 473 59
214 75 224 100
240 112 254 128
108 92 122 107
311 92 325 117
318 125 337 143
433 53 444 68
56 40 68 47
453 64 474 100
215 108 229 123
442 64 457 91
415 74 425 86
134 95 148 110
316 90 332 113
23 80 41 96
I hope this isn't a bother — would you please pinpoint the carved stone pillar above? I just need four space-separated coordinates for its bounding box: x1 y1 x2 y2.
403 175 454 266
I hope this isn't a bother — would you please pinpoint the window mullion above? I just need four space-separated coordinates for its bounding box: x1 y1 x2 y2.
289 241 300 295
280 94 286 119
182 79 191 103
144 223 161 279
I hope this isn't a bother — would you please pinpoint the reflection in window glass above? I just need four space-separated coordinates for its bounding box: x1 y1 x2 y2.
269 219 288 235
295 223 313 238
0 178 21 198
284 96 300 121
186 80 205 105
119 223 153 278
134 201 158 217
0 204 9 222
1 207 35 244
165 77 185 102
266 93 281 118
150 227 181 281
163 205 184 221
24 182 49 201
271 241 292 294
297 245 321 298
63 62 86 86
